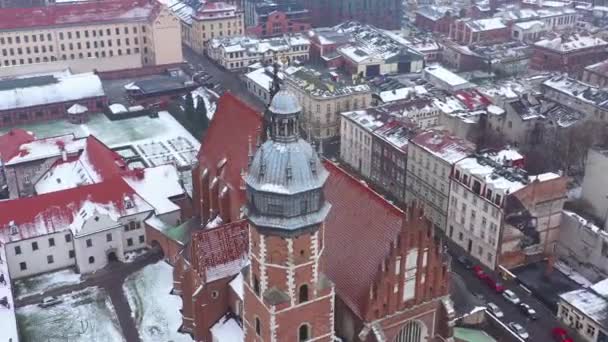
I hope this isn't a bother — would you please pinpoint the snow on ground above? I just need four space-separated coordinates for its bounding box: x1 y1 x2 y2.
190 87 218 120
123 261 193 342
555 260 593 287
0 245 18 342
16 287 124 342
13 267 82 300
124 249 147 263
0 110 201 170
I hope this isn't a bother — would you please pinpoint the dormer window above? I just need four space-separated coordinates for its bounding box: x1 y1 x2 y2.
9 221 18 236
124 196 134 209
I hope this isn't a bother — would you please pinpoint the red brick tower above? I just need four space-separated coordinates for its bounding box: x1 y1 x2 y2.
242 90 335 341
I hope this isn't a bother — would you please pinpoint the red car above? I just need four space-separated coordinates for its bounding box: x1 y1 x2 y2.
484 276 506 293
552 327 574 342
472 265 488 280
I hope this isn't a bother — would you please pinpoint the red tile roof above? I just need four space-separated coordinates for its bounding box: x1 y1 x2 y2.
0 0 159 30
0 129 35 163
191 220 249 281
323 161 404 319
197 92 262 192
0 176 136 241
83 135 127 180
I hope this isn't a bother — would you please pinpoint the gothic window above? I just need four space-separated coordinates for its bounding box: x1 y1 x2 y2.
299 284 308 303
253 275 260 296
299 324 310 342
255 317 261 335
394 321 424 342
402 248 418 302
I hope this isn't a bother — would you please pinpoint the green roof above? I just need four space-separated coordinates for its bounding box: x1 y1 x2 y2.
454 327 497 342
164 217 201 245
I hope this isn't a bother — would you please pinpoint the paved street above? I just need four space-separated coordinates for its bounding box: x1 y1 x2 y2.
182 45 266 112
16 248 162 342
451 251 560 341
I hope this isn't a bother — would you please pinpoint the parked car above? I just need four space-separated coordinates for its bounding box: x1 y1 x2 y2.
503 289 521 304
39 296 62 308
472 265 488 280
486 302 504 318
552 327 574 342
519 303 537 320
457 255 473 269
484 276 506 293
509 322 529 340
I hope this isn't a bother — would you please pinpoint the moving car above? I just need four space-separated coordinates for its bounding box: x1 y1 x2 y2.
552 327 574 342
39 296 62 308
509 322 529 340
486 302 504 318
519 303 537 320
503 289 521 304
472 265 488 280
484 276 506 293
456 255 473 269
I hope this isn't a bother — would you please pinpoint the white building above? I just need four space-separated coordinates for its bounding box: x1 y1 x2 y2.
512 20 546 42
423 65 473 92
206 34 310 71
0 163 186 279
558 279 608 342
406 130 476 233
340 110 386 179
447 153 566 269
581 147 608 222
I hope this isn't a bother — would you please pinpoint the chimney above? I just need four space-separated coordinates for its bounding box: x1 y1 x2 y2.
61 149 67 162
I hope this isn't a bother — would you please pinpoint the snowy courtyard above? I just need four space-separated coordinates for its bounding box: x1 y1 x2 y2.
16 287 124 342
13 268 82 300
123 261 193 342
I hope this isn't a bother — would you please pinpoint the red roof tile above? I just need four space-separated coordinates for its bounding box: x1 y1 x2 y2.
0 129 35 163
191 220 249 281
0 0 158 30
0 176 136 241
83 135 127 180
197 92 262 191
323 161 404 319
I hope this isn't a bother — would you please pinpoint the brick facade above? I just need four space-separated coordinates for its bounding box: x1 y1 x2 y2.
450 19 510 45
246 10 311 38
530 45 608 77
414 13 453 35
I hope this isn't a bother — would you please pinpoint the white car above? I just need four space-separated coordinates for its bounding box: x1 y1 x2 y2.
39 296 62 308
503 289 521 304
508 322 529 340
487 302 504 318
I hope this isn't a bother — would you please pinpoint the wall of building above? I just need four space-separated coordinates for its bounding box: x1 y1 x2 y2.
582 68 608 88
530 46 608 77
5 230 76 279
581 148 608 220
150 7 184 66
73 215 125 274
339 116 373 179
190 12 245 55
370 138 407 204
0 54 142 77
207 42 309 71
557 300 606 342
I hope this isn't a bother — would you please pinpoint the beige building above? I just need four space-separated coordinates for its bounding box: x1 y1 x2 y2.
0 0 183 74
285 66 372 142
406 130 475 233
339 110 379 179
207 34 309 71
170 1 244 55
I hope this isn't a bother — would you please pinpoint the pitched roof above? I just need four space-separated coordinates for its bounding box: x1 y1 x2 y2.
197 92 262 192
0 176 148 242
191 220 249 283
0 129 35 163
411 129 475 164
0 0 160 30
323 161 404 319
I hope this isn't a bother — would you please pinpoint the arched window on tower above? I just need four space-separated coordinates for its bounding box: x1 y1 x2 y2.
299 284 308 303
298 323 310 342
255 317 261 336
394 321 424 342
254 275 260 296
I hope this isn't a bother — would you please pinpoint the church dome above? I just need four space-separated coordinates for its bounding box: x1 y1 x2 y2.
268 90 302 115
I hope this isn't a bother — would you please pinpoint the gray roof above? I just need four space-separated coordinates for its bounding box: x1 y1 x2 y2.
246 139 328 195
268 90 302 115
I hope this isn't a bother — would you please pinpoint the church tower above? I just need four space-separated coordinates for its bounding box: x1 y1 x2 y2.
243 90 335 342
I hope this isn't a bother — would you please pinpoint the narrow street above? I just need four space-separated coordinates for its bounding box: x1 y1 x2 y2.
450 250 560 341
16 249 162 342
182 45 266 112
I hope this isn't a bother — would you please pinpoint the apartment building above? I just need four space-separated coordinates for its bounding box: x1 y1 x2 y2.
285 66 372 142
558 279 608 342
542 75 608 122
0 0 183 74
206 34 309 70
406 130 475 233
170 1 244 55
447 152 566 269
530 34 608 77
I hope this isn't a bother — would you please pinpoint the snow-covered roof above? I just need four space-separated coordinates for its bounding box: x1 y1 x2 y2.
6 133 86 166
424 65 472 90
211 314 244 342
535 34 608 52
456 157 527 194
122 165 184 215
0 245 18 342
466 17 507 32
67 103 88 115
560 281 608 328
486 148 524 164
209 34 309 55
109 103 128 115
411 130 475 164
245 67 284 92
514 20 546 30
379 86 428 103
0 71 104 111
229 273 243 300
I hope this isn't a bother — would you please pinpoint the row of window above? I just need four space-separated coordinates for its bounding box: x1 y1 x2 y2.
452 229 494 263
13 232 143 256
0 48 147 67
0 26 146 46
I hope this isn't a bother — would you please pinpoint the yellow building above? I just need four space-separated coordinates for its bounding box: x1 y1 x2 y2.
0 0 183 74
170 1 244 55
